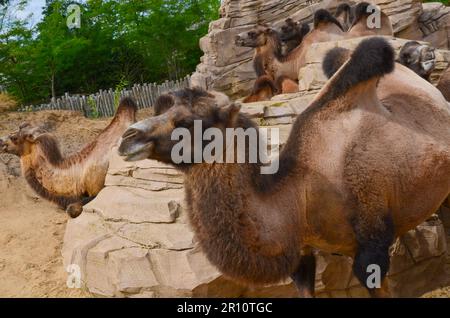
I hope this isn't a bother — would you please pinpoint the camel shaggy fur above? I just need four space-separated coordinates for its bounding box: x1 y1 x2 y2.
278 18 310 55
0 97 137 217
118 37 450 298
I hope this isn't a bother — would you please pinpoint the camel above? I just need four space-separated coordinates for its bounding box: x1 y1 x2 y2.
437 67 450 101
397 41 436 81
0 97 137 217
335 3 354 32
395 41 450 103
278 18 311 55
242 75 298 103
235 9 345 82
243 75 278 103
347 2 394 37
235 25 282 78
118 37 450 298
276 76 299 94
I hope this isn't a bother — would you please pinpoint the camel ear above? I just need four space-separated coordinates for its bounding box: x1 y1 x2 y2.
219 103 242 127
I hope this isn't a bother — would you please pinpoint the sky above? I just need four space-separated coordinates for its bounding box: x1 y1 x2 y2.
15 0 45 26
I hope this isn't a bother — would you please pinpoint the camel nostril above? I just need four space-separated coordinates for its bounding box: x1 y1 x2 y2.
122 128 140 141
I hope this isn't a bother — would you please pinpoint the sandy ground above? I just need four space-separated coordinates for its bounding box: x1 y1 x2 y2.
0 108 448 298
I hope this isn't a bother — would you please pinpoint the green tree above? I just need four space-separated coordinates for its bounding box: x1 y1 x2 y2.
0 0 220 105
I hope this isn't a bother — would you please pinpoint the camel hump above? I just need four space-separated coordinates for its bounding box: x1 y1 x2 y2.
117 97 138 113
322 37 395 99
352 2 374 24
322 47 352 78
154 93 175 115
314 9 343 31
336 3 351 17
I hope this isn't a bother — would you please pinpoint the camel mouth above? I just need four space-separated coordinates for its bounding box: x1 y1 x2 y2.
118 129 155 162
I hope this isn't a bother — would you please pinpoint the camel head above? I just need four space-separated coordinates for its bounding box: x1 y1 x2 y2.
0 123 47 156
118 88 251 165
278 18 310 42
235 25 277 48
398 41 436 80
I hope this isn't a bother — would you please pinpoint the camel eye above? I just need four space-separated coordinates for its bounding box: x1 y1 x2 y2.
248 32 256 38
10 135 18 143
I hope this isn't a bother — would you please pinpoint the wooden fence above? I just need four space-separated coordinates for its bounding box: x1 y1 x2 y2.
17 75 191 117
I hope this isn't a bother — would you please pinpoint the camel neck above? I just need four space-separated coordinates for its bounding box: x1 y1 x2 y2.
259 33 283 60
183 161 301 284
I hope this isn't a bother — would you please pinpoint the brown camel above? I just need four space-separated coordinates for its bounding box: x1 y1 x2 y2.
347 2 393 37
235 25 282 78
335 3 354 32
242 75 298 103
395 41 450 103
437 67 450 101
235 9 345 82
118 38 450 298
0 97 137 217
243 75 278 103
276 75 299 94
397 41 436 81
278 18 311 55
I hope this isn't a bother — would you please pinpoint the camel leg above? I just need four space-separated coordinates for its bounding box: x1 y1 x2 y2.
290 249 316 298
352 215 395 298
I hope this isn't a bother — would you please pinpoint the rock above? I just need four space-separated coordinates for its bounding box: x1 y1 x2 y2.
419 2 450 49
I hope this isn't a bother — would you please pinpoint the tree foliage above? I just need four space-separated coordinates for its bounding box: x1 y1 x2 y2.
0 0 220 104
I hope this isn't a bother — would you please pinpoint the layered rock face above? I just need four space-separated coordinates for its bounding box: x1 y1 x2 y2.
62 102 449 297
192 0 450 98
